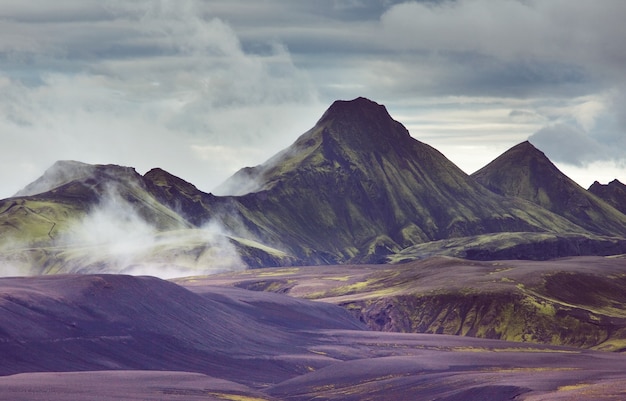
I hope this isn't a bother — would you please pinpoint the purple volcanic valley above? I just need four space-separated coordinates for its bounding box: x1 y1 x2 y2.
3 98 626 400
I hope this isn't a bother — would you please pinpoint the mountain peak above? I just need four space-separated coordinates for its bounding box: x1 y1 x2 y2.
320 97 390 121
473 141 626 236
505 140 546 159
518 140 534 147
313 97 412 151
216 97 415 196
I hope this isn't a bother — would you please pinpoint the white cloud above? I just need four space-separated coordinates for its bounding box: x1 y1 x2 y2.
3 181 248 278
380 0 626 67
525 89 626 172
0 0 322 199
1 0 625 197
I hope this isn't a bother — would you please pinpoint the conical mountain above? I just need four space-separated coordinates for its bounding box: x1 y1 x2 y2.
4 98 621 273
589 179 626 215
472 141 626 236
222 98 583 263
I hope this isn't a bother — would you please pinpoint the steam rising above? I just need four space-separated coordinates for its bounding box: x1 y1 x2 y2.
0 180 246 279
60 185 245 278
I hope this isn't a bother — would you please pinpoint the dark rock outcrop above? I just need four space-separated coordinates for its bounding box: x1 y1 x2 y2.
589 179 626 215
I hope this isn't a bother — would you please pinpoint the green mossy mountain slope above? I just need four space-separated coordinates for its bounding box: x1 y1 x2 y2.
0 163 187 248
472 141 626 237
0 163 294 275
2 97 626 272
220 98 586 263
589 179 626 215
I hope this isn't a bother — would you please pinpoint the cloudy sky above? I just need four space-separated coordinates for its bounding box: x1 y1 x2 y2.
1 0 625 199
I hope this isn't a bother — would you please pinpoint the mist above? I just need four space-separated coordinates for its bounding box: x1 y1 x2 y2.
0 0 323 200
0 179 247 279
60 184 246 278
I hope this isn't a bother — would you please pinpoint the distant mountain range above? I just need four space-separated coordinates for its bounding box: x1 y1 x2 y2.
2 97 626 275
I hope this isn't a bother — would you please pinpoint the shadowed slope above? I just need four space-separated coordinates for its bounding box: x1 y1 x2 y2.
472 141 626 236
0 274 363 383
219 98 584 263
143 168 220 226
389 231 626 262
589 179 626 215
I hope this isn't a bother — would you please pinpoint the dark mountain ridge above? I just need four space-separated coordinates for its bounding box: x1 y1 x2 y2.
589 179 626 215
219 98 586 263
143 167 219 226
2 97 625 272
472 141 626 237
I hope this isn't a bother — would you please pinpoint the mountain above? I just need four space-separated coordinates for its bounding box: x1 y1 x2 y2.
11 162 193 231
0 162 295 276
219 98 584 263
0 162 187 248
3 97 626 274
472 141 626 237
589 179 626 215
14 160 99 197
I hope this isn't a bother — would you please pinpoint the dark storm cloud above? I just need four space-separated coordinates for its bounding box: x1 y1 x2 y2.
204 0 626 108
529 124 610 167
374 1 626 97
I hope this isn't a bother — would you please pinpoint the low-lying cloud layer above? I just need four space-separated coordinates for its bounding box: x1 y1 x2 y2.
62 183 247 278
0 177 246 278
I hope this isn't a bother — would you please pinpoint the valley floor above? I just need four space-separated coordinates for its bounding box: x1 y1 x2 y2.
3 256 626 400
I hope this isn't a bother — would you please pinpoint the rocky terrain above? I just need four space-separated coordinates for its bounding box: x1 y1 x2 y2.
589 179 626 215
2 97 626 399
179 255 626 351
